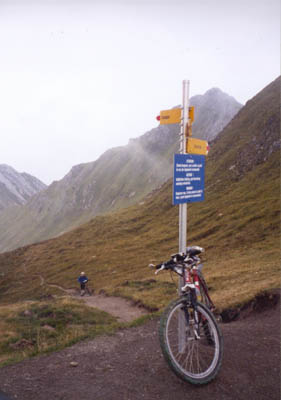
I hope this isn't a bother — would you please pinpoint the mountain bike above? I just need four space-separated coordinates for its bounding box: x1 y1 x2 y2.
149 246 223 385
80 282 93 296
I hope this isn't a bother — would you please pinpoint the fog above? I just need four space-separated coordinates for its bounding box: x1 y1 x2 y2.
0 0 279 184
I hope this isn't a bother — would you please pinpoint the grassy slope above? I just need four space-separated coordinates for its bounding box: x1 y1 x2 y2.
0 149 279 308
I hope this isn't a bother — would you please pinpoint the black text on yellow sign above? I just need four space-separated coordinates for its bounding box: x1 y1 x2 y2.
157 106 195 125
186 137 209 156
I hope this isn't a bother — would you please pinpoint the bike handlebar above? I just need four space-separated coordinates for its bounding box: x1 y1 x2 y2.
149 253 201 276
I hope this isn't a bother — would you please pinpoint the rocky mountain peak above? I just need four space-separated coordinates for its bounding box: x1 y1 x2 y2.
205 87 223 95
190 87 242 142
0 164 47 211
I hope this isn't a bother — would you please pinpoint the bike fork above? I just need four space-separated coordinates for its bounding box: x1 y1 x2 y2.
181 295 201 340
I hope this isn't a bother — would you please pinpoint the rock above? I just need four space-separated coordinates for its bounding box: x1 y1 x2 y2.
70 362 78 367
9 339 34 349
23 309 33 317
42 324 56 332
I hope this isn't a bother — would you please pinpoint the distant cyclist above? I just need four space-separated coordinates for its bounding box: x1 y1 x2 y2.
77 272 89 296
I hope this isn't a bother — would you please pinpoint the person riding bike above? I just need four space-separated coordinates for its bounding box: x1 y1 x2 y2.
77 272 89 296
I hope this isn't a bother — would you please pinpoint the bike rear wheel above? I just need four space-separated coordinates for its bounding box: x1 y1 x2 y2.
159 298 223 385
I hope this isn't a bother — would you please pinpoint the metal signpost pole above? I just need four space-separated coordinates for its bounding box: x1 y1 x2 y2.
179 79 189 278
178 80 189 351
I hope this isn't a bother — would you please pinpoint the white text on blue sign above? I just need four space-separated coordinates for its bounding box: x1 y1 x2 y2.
173 154 205 204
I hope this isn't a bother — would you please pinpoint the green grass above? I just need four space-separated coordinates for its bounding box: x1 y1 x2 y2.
0 296 120 367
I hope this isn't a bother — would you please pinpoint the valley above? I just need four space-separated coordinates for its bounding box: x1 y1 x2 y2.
0 77 279 375
0 87 242 253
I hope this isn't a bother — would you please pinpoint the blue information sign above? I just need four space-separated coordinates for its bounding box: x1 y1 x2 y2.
173 153 205 205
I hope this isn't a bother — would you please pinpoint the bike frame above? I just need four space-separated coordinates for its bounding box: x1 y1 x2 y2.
196 272 215 311
182 265 215 311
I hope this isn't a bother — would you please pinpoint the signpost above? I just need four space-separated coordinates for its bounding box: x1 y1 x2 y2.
178 81 189 352
156 81 207 254
178 80 189 257
157 80 208 352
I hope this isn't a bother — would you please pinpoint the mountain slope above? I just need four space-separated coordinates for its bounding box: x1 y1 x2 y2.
0 165 47 212
191 87 242 141
0 88 241 252
0 77 279 312
207 76 280 185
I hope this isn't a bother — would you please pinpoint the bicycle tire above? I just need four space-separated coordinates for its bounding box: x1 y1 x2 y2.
159 298 223 385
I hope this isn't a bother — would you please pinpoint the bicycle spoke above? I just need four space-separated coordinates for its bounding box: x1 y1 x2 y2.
196 342 202 374
183 340 193 372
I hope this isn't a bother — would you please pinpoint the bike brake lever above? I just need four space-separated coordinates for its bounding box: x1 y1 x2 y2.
155 265 165 275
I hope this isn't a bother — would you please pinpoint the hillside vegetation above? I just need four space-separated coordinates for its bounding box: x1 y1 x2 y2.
0 77 279 366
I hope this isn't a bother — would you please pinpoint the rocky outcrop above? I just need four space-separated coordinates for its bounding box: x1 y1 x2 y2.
0 165 47 211
191 88 242 141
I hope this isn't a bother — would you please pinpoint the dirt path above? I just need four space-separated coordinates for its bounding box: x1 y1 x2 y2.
0 302 279 400
80 294 148 322
46 280 148 322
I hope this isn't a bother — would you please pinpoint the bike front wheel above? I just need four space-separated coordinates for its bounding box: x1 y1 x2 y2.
159 298 223 385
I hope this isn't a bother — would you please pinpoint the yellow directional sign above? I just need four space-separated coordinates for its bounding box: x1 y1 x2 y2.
159 108 181 124
188 106 194 123
186 137 209 156
158 106 195 125
185 122 192 137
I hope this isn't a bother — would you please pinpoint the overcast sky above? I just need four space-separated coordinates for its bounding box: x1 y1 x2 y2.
0 0 279 184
